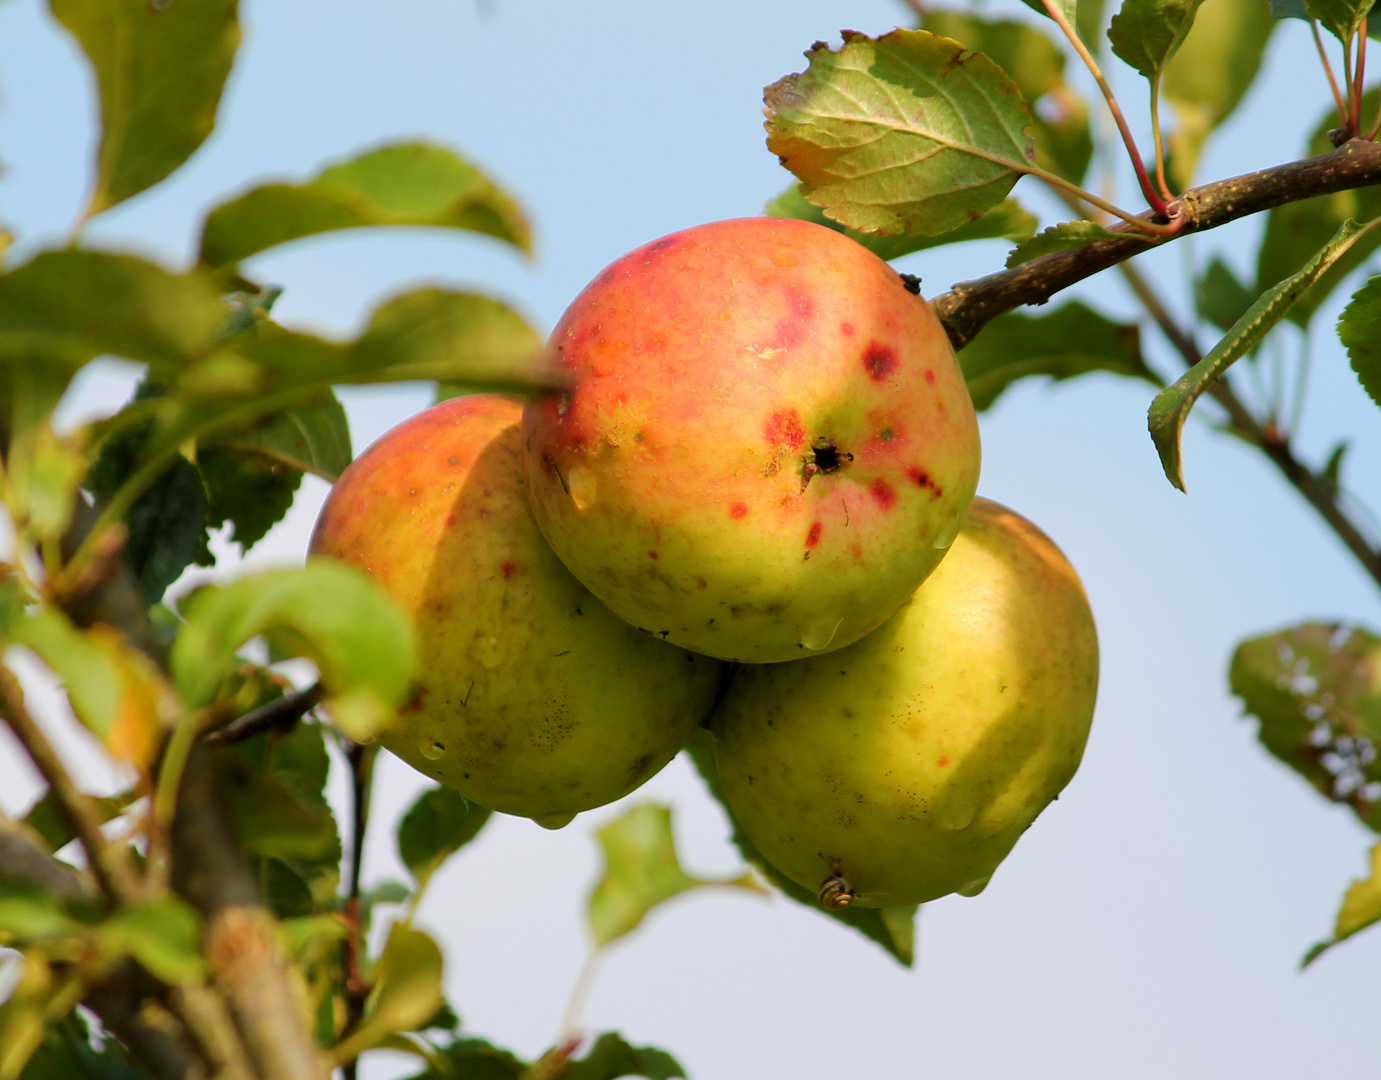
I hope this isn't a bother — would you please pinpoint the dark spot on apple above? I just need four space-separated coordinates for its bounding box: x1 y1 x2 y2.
501 560 518 578
764 408 806 448
908 466 936 490
659 630 670 639
924 369 936 385
880 429 894 441
446 514 457 527
730 502 749 519
449 456 459 465
647 237 677 254
806 521 823 548
863 342 898 381
870 479 896 510
649 551 659 559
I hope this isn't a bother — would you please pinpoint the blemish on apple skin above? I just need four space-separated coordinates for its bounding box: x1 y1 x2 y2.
649 551 659 560
937 755 951 767
870 479 896 510
924 369 936 385
863 342 898 381
729 502 749 519
805 521 823 548
763 408 806 448
773 288 814 348
907 465 944 498
500 560 518 579
840 321 854 337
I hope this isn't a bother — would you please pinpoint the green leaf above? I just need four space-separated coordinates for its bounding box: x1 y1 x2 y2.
1306 0 1376 44
406 1037 526 1080
588 802 764 948
345 289 544 391
198 142 531 269
1004 219 1136 268
1305 839 1381 965
217 720 341 878
1256 90 1381 327
764 29 1035 237
99 896 205 984
88 380 212 604
17 1013 144 1080
921 9 1093 183
1161 0 1276 189
201 390 351 482
1108 0 1207 79
398 786 491 894
764 184 1036 262
564 1033 686 1080
1196 255 1256 332
0 250 225 368
1230 622 1381 832
1150 217 1381 491
331 925 443 1064
49 0 239 214
685 731 917 965
170 561 415 741
0 896 82 944
1019 0 1078 27
1268 0 1309 15
958 300 1156 410
195 389 351 553
1338 275 1381 408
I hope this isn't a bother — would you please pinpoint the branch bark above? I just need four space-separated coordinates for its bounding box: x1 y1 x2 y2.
933 138 1381 349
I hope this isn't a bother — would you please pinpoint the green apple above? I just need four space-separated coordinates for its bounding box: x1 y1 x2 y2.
711 497 1098 906
522 217 980 663
310 395 721 827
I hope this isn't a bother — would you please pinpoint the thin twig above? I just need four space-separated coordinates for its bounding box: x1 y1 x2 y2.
934 138 1381 348
1118 262 1381 591
1039 0 1171 215
204 683 324 746
1354 23 1368 136
341 739 378 1080
1313 20 1351 128
0 667 142 905
1150 78 1174 203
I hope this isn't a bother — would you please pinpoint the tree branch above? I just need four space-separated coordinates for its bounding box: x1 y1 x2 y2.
0 668 143 906
204 683 324 746
1119 262 1381 591
934 139 1381 349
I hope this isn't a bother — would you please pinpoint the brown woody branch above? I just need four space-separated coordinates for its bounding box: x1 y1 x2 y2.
933 138 1381 349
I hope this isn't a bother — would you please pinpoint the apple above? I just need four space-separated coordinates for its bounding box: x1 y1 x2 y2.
710 497 1098 907
521 217 981 663
309 395 721 827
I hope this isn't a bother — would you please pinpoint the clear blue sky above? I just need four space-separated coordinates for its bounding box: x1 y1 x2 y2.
2 1 1380 1077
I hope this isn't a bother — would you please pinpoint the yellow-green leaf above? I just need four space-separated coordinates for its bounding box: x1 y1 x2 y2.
199 142 531 269
49 0 240 214
329 924 443 1065
764 29 1035 238
588 803 764 948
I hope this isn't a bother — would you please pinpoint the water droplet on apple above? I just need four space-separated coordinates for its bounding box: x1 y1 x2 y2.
939 791 978 830
933 512 962 549
419 740 444 761
532 811 575 829
956 873 992 897
800 616 844 651
468 633 503 668
567 465 598 510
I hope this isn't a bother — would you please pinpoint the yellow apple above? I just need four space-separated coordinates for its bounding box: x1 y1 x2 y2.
711 497 1098 906
310 395 721 827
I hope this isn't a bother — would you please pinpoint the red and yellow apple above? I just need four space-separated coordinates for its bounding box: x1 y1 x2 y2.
310 395 721 827
522 217 981 663
710 498 1099 906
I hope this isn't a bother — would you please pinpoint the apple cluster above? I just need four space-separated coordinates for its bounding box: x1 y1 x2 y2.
311 218 1098 908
